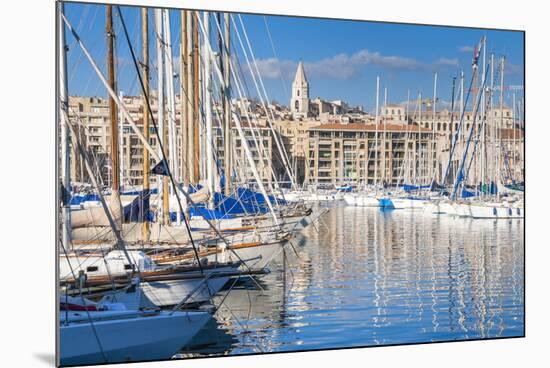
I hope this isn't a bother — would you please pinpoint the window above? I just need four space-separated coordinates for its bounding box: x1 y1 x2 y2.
297 90 300 97
295 100 299 110
86 266 98 272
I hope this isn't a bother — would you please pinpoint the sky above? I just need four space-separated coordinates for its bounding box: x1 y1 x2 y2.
63 2 524 113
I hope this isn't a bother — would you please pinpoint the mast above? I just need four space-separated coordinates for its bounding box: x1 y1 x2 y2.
512 91 516 178
163 10 179 185
480 36 486 194
374 76 379 188
431 72 437 184
204 11 215 208
459 70 464 183
180 10 189 187
448 76 456 184
106 5 120 193
489 53 497 187
187 11 195 185
222 13 232 196
383 86 387 185
192 11 200 185
141 7 151 241
498 56 505 191
58 1 71 250
155 9 169 224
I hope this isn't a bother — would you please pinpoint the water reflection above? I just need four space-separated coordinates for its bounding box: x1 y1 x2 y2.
182 205 524 355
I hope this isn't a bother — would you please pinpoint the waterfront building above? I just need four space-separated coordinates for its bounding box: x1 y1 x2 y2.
304 122 435 186
68 94 275 188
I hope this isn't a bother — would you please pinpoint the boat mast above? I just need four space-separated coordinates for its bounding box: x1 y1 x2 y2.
204 12 215 209
490 52 495 186
383 86 387 185
512 91 516 178
374 76 379 188
187 11 195 185
193 12 200 185
459 70 464 185
447 76 456 185
155 9 169 224
141 7 151 241
480 36 486 196
180 10 189 188
106 6 120 194
431 72 437 185
163 10 179 186
498 56 505 193
58 2 71 250
223 13 232 196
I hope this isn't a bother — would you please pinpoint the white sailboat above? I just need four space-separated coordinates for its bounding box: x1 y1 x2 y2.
59 295 210 366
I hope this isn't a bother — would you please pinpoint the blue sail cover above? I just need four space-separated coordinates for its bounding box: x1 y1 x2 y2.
402 184 431 192
335 185 353 192
214 192 266 216
460 188 477 198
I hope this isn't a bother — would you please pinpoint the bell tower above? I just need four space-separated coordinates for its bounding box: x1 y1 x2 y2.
291 61 309 119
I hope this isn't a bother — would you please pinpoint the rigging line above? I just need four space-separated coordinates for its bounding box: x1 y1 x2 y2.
263 16 290 101
115 6 204 274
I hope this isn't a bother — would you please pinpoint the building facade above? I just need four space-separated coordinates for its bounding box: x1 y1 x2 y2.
305 123 435 187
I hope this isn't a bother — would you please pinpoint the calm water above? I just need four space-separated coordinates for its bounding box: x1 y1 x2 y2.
182 204 524 356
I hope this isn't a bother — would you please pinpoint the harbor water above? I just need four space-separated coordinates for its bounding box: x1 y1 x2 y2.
181 204 524 356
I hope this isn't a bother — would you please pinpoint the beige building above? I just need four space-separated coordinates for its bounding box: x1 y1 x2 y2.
68 94 275 189
305 122 435 186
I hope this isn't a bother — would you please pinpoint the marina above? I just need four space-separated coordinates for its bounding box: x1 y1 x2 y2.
56 2 524 366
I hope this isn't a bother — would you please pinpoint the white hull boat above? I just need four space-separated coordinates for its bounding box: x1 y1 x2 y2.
391 197 427 209
59 308 210 366
469 201 524 219
206 241 285 271
343 193 380 207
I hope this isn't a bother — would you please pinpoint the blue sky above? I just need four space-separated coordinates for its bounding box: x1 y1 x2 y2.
63 2 524 112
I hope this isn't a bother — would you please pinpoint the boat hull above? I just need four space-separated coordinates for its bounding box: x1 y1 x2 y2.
59 310 210 366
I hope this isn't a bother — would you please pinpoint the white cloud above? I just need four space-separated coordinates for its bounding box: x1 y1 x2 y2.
459 45 474 53
254 49 461 80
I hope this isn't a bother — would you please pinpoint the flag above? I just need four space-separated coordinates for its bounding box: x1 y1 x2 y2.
150 159 170 176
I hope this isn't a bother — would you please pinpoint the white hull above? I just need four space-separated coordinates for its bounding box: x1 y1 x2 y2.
207 241 284 270
453 202 472 217
141 275 229 306
469 202 524 219
343 194 380 207
391 197 426 209
60 310 210 366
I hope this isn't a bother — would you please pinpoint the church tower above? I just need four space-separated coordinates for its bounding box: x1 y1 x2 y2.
291 61 309 119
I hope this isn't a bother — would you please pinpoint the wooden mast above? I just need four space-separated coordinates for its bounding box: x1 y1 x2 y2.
141 7 151 241
180 10 189 187
106 5 119 192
